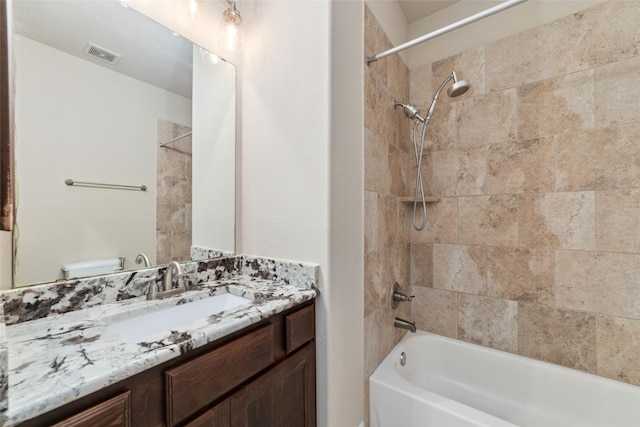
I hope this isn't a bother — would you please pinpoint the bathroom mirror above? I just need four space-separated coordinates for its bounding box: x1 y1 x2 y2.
5 0 236 286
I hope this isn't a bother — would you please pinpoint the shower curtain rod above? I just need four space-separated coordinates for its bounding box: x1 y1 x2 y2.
366 0 528 65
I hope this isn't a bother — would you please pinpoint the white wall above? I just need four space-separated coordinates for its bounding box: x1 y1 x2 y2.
192 45 236 253
238 3 328 261
13 35 191 284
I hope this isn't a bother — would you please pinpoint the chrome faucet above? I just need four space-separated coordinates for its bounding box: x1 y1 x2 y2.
163 261 186 292
140 261 188 299
135 253 151 267
133 261 187 301
394 317 416 333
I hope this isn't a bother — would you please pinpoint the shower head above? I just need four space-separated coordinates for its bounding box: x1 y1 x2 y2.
437 70 470 99
447 78 470 97
426 70 470 121
393 101 425 123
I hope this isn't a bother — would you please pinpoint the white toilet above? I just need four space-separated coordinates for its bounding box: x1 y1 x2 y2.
61 258 123 279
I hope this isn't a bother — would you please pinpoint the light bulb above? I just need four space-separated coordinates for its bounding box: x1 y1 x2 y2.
221 22 241 52
189 0 198 19
219 1 243 53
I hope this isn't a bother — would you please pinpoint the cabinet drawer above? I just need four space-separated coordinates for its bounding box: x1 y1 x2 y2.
52 391 131 427
166 324 274 426
286 304 315 353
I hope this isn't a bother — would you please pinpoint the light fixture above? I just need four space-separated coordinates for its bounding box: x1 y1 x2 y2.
220 0 243 53
189 0 199 19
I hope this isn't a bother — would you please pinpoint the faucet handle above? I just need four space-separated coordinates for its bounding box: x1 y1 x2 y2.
174 272 188 291
134 276 159 300
390 282 414 309
393 292 415 303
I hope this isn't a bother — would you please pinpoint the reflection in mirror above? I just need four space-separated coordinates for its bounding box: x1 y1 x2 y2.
10 0 236 286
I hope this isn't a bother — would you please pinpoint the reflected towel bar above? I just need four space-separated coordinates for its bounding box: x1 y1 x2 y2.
65 179 147 192
159 131 192 148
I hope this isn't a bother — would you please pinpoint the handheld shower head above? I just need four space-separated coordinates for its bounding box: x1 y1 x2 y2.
393 101 425 123
393 71 469 125
426 70 470 121
447 71 470 97
448 81 470 97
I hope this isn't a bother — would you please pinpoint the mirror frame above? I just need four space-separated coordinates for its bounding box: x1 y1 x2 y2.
1 0 12 232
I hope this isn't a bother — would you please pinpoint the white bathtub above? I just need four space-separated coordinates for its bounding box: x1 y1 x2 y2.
370 331 640 427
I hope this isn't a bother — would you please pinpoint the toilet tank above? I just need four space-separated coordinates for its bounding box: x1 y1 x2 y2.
62 258 123 279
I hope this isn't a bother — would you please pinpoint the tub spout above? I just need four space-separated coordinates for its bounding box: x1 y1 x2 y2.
394 317 416 333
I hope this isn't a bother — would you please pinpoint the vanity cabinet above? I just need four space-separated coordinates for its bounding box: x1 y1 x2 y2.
21 301 315 427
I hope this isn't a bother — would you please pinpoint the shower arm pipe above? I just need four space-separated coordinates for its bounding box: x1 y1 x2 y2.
366 0 528 65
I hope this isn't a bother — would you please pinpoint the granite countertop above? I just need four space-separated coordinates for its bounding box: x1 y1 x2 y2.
0 256 319 426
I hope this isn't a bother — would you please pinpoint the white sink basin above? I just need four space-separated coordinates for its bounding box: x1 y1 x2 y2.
107 293 251 343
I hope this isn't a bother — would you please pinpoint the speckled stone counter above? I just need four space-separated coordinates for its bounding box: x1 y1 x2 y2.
0 255 319 426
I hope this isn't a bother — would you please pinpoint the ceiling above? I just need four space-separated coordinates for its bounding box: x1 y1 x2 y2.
12 1 194 98
398 0 462 24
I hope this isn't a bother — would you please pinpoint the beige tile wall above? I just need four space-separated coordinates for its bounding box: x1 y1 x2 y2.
156 119 192 265
409 0 640 386
363 5 412 424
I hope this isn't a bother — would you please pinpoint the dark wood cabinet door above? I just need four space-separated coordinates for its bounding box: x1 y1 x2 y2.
230 344 315 427
52 391 131 427
185 399 231 427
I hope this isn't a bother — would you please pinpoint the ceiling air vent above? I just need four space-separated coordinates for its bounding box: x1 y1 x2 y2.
83 43 121 65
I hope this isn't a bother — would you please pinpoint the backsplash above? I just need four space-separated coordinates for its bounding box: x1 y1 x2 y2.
1 255 319 326
190 245 233 261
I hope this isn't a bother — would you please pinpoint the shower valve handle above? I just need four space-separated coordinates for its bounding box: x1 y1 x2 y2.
390 282 414 309
393 292 414 303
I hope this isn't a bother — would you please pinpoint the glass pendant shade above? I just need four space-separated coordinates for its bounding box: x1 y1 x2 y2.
220 1 243 53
